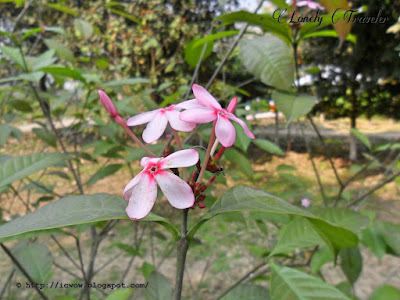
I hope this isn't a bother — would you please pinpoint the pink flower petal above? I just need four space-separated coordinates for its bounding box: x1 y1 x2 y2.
227 97 237 113
125 173 158 219
166 110 196 132
215 115 236 147
179 107 216 124
227 113 255 139
154 171 194 209
123 171 144 201
126 109 159 126
192 84 222 110
175 99 203 110
160 149 199 169
142 112 168 143
140 157 161 168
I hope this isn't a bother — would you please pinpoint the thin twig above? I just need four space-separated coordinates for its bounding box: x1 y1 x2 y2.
1 243 49 300
0 269 15 299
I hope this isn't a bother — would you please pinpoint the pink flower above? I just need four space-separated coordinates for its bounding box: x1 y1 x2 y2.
301 198 311 208
179 84 255 147
126 102 199 143
124 149 199 219
297 0 324 10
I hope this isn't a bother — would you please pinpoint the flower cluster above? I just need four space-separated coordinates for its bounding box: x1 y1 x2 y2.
99 84 254 219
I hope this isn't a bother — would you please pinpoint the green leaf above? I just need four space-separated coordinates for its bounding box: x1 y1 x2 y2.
106 288 134 300
301 30 357 44
74 18 93 40
369 285 400 300
377 221 400 256
43 26 67 35
270 217 324 256
310 245 334 274
240 34 295 92
340 247 362 284
270 263 350 300
224 148 253 179
43 3 79 16
44 38 75 63
184 30 239 67
0 124 21 148
0 194 180 242
113 242 140 256
361 225 386 259
310 207 369 234
103 77 150 87
12 241 53 283
109 8 140 24
351 128 371 150
32 49 57 71
0 46 25 68
221 284 269 300
141 262 155 279
273 91 318 124
32 128 57 148
188 186 359 258
253 139 284 156
21 28 44 41
86 164 123 186
0 153 66 188
144 271 172 300
0 30 15 42
18 71 45 82
40 67 86 83
216 11 292 44
233 122 251 152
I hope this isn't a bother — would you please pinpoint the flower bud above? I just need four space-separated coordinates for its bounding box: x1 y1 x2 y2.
208 175 217 185
198 202 206 208
227 97 237 113
98 90 118 118
197 194 206 202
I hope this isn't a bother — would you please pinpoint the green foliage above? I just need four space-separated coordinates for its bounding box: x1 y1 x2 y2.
0 194 180 242
144 271 172 300
106 288 134 300
189 186 360 258
273 92 318 124
270 263 350 300
240 34 295 92
253 139 284 156
221 284 269 300
12 241 53 283
350 128 371 150
369 285 400 300
0 153 66 188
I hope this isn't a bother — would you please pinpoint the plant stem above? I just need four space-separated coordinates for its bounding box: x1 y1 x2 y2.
173 209 190 300
196 122 216 184
118 121 157 156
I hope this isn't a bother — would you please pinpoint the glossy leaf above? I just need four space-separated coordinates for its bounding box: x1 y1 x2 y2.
12 241 53 283
0 153 66 188
216 11 292 44
43 3 79 16
273 92 318 124
21 28 44 41
0 194 180 242
253 139 284 156
184 30 239 67
188 186 359 258
270 263 350 300
240 34 294 91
